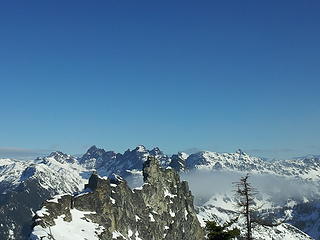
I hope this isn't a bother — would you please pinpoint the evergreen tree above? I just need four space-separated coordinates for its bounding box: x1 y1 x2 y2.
233 174 257 240
205 219 240 240
233 174 286 239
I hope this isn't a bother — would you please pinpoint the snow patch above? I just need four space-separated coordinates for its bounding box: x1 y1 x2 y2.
164 188 177 198
30 209 104 240
149 213 155 222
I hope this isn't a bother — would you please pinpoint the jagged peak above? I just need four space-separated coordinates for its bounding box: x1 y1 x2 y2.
150 147 164 156
143 156 157 182
134 145 147 152
86 145 104 153
81 145 108 160
84 172 109 191
142 156 179 184
48 151 69 158
45 151 75 164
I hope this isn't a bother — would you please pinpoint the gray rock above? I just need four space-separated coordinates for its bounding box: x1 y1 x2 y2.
30 156 204 240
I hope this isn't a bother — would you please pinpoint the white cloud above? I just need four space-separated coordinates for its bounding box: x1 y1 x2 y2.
0 147 53 160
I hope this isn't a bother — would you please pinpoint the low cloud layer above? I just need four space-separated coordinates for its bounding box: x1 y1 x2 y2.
0 147 52 160
181 170 319 205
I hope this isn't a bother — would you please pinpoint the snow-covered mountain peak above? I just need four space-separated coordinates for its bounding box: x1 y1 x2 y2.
0 153 88 195
185 150 271 173
48 151 68 158
0 158 15 166
178 152 189 160
134 144 147 153
45 151 75 164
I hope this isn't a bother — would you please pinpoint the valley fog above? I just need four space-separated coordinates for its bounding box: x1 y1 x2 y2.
181 170 320 205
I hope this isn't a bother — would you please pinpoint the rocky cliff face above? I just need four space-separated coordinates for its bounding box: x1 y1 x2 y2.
30 157 204 240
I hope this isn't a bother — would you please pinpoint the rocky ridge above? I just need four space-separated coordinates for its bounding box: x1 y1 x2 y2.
30 156 204 240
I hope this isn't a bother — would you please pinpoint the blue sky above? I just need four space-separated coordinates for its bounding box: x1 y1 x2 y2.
0 0 319 159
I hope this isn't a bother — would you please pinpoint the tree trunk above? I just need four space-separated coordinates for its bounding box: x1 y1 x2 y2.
245 181 252 240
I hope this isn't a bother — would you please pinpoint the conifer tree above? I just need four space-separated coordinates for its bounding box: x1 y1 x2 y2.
233 174 286 239
205 218 240 240
233 174 257 240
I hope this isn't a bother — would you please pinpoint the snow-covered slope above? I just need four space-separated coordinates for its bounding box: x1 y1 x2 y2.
196 191 315 240
31 208 104 240
0 152 90 240
0 152 87 194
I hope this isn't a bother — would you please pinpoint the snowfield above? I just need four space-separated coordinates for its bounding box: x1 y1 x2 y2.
30 209 104 240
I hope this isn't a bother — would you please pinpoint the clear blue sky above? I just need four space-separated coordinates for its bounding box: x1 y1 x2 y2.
0 0 319 159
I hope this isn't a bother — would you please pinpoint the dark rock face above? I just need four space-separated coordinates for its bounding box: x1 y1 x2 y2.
30 157 204 240
0 179 52 240
169 154 186 172
79 145 118 170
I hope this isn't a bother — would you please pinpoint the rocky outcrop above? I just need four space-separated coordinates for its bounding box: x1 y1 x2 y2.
30 156 204 240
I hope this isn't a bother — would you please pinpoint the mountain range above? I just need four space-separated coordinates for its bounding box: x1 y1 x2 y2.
0 145 319 239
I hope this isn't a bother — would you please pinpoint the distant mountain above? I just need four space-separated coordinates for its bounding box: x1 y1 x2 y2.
79 145 171 177
184 149 320 181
